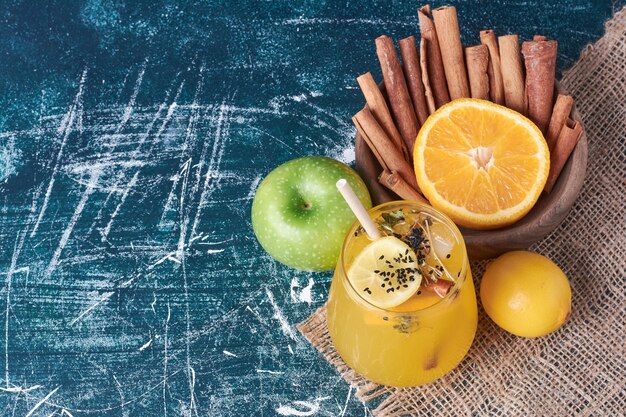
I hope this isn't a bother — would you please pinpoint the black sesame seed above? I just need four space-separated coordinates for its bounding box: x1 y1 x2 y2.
446 254 451 259
379 255 385 260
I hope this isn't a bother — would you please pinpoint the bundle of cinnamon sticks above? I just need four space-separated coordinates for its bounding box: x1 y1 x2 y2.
353 4 584 201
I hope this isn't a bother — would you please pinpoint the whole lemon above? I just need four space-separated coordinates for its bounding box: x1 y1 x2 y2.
480 251 571 338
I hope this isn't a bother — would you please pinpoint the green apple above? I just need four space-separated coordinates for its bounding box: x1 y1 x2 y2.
251 156 372 271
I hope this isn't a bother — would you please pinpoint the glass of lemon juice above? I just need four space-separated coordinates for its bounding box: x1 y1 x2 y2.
327 200 477 387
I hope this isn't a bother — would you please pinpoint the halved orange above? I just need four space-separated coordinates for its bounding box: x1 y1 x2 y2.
414 99 549 230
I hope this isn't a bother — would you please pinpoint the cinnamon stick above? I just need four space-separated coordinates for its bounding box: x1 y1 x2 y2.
464 45 490 100
399 36 430 125
420 41 437 114
432 6 470 100
352 107 421 193
418 5 450 108
498 34 525 113
479 30 505 105
545 94 574 153
378 170 428 204
356 72 410 161
544 118 583 194
375 35 419 154
522 36 558 134
423 279 452 298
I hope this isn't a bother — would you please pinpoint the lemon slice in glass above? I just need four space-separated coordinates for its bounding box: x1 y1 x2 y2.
347 236 422 309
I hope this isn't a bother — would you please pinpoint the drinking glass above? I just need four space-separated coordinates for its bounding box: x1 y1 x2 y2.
327 201 477 387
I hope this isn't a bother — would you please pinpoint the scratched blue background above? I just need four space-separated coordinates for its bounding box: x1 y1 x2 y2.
0 1 621 416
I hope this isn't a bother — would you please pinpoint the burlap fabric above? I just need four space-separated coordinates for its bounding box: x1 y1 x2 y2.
297 7 626 416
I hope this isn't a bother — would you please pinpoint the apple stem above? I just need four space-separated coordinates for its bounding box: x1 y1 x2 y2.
336 179 382 240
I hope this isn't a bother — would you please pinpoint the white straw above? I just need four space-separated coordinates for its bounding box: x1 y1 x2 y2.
336 179 382 240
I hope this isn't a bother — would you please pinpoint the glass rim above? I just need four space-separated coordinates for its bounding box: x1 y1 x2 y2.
338 200 469 315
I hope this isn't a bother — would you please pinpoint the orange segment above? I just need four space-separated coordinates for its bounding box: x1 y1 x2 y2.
414 99 549 230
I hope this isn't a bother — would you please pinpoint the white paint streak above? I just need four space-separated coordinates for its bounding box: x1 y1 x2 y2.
139 339 153 351
338 386 353 417
265 288 298 342
148 252 179 269
88 77 183 238
31 68 88 238
275 397 330 416
44 169 101 280
85 98 167 237
100 170 140 241
289 278 299 302
196 237 234 246
116 60 147 133
256 369 284 375
0 385 42 393
222 350 237 358
167 255 182 264
69 291 115 325
108 82 183 235
290 277 314 304
4 246 14 388
112 374 127 417
298 278 314 304
247 125 296 152
25 386 60 417
175 152 198 417
67 159 144 176
279 17 411 25
245 305 263 323
247 175 263 200
158 173 182 230
188 366 197 417
190 102 230 239
4 221 33 387
155 101 179 140
163 302 171 417
175 159 192 259
206 249 225 254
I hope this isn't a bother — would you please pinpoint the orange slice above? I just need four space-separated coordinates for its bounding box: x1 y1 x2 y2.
414 99 549 230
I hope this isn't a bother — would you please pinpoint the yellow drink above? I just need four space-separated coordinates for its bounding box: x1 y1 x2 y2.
327 201 477 387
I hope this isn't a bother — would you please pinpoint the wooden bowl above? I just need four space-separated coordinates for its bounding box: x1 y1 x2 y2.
355 83 588 259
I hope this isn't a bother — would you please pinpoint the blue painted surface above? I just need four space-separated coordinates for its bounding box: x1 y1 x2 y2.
0 1 620 416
